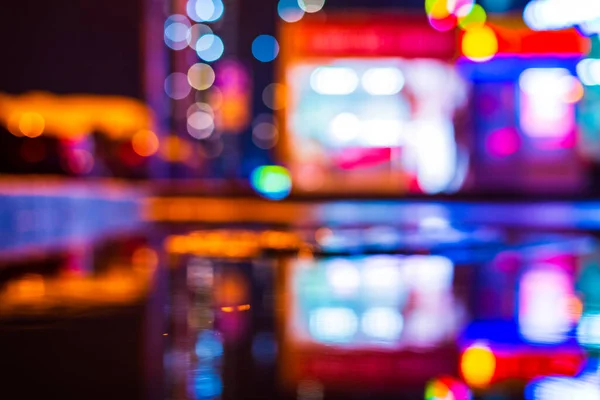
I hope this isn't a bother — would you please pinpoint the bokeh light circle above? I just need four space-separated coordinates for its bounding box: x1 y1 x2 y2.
187 102 214 118
458 4 487 30
187 24 213 50
278 0 305 22
18 112 45 138
207 87 223 109
460 344 496 387
187 112 215 139
187 0 224 22
563 78 584 103
462 25 498 62
165 72 192 99
252 121 279 149
429 0 451 19
454 0 475 17
132 130 160 157
262 83 287 110
428 13 457 31
298 0 325 13
196 34 224 62
251 165 292 200
188 63 216 90
187 103 215 139
252 35 280 63
164 15 191 50
486 127 520 157
424 0 438 14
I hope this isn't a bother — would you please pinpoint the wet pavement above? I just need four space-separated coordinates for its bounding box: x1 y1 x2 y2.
1 212 599 400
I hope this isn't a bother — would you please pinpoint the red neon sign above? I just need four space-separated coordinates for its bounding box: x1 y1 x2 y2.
459 24 589 57
286 16 458 59
460 348 585 387
290 348 458 388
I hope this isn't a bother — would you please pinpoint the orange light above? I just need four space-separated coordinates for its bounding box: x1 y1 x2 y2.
165 235 188 254
315 227 333 244
132 247 159 270
564 80 584 104
159 136 192 162
10 274 46 299
132 129 159 157
425 379 452 399
219 93 251 133
461 25 498 62
430 0 451 19
0 92 154 140
460 344 496 387
19 112 45 138
568 295 584 323
237 304 251 311
221 306 234 312
7 114 23 136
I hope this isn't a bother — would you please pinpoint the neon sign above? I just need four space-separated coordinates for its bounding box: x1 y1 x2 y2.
524 0 600 35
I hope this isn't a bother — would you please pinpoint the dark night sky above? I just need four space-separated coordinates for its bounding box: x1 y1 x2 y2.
0 0 529 98
0 0 143 98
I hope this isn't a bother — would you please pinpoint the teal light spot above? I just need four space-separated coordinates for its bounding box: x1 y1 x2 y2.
251 166 292 200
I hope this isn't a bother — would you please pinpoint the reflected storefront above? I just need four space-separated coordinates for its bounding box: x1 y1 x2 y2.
0 223 599 400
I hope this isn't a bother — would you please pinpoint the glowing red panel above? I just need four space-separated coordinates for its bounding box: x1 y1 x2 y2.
287 15 458 59
460 348 585 387
459 24 589 57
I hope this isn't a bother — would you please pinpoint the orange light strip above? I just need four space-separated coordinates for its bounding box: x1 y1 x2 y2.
220 304 251 312
0 92 155 140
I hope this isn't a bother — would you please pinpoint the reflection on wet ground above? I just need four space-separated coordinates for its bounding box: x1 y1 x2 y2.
1 220 600 400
